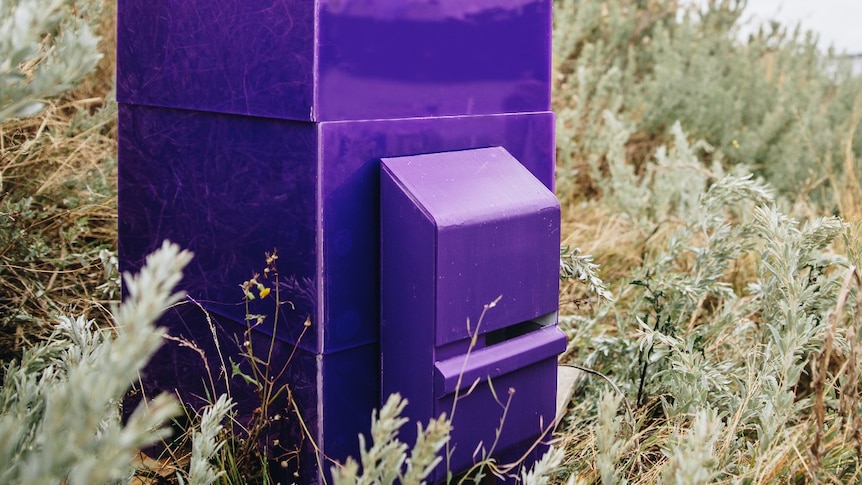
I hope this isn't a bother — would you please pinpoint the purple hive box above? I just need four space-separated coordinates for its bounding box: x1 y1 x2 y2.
118 107 555 481
380 147 565 480
117 0 557 481
117 0 552 121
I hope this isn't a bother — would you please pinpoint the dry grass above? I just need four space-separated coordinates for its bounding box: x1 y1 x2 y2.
0 2 117 362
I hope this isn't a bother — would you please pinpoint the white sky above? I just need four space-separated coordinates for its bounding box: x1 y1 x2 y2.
691 0 862 55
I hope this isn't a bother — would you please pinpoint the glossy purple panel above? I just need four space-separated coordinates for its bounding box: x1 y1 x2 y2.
316 0 551 120
434 325 565 396
117 0 315 120
117 0 550 121
436 207 560 345
118 104 320 350
319 344 381 470
320 112 554 352
119 107 553 353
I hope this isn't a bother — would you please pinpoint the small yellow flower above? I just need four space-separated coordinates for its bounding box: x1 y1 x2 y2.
258 286 271 299
732 139 740 149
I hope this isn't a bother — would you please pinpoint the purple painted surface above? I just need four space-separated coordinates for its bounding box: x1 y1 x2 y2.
319 114 554 353
116 0 551 121
380 147 564 480
118 104 319 350
119 106 554 481
379 147 559 346
439 357 560 477
116 0 315 120
120 106 553 351
435 325 564 396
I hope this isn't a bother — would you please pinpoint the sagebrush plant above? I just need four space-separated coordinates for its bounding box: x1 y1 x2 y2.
331 394 451 485
0 0 102 120
661 407 723 485
0 241 202 484
553 0 862 214
0 241 238 485
332 393 564 485
593 391 625 485
185 394 235 485
558 123 862 481
561 245 614 303
552 2 862 479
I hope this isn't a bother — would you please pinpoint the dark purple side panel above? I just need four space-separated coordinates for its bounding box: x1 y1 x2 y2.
118 104 319 349
117 0 315 120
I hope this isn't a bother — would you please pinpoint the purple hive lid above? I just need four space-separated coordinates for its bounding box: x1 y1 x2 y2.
382 146 558 227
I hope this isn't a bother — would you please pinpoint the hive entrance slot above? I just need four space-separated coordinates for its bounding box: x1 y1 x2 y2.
484 312 556 347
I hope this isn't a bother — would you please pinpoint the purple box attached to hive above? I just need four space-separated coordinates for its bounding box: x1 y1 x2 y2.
380 147 565 480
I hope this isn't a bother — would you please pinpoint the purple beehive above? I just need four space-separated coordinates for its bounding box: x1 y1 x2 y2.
380 147 565 480
117 0 557 482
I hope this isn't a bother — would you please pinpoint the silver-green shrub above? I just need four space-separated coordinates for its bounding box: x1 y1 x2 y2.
519 447 565 485
661 407 723 485
595 391 626 485
332 393 451 485
556 80 860 478
554 0 862 212
332 393 564 485
0 0 102 120
0 241 191 484
184 394 235 485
